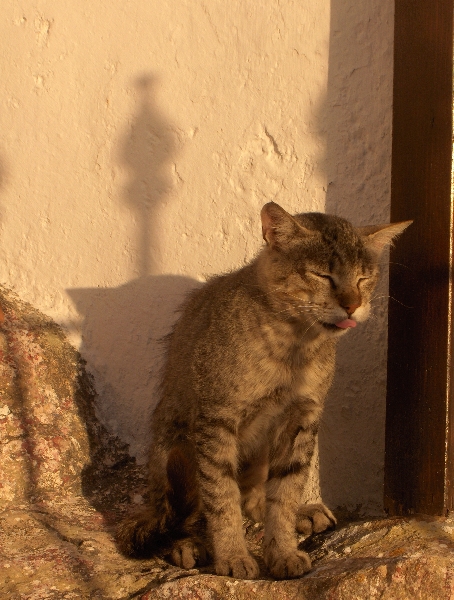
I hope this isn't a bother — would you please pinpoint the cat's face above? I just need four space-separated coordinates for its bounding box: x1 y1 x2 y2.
260 202 412 335
268 247 378 335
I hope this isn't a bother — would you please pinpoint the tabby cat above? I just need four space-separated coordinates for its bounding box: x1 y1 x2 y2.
116 202 411 579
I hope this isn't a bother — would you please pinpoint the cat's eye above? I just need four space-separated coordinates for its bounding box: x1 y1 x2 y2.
357 277 370 285
308 271 335 286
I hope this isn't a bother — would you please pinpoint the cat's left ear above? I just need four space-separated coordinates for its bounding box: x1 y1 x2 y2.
261 202 316 250
357 220 413 256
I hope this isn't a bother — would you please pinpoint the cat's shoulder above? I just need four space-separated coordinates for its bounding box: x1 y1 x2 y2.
186 263 257 302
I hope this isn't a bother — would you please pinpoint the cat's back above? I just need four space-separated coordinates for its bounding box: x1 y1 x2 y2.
154 264 266 424
171 263 263 343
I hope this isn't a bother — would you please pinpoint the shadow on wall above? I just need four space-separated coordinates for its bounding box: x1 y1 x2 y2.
67 74 199 460
119 74 178 277
67 6 392 513
318 0 399 515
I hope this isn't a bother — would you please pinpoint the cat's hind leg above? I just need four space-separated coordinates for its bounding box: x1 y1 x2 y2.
116 442 170 557
168 536 209 569
238 443 269 523
116 441 207 564
296 503 337 536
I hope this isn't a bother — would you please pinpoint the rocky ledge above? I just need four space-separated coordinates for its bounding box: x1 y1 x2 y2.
0 286 453 599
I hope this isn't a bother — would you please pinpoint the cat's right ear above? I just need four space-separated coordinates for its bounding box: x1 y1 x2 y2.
261 202 313 250
358 220 413 256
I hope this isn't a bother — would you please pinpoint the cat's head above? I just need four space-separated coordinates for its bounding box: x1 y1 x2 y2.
259 202 412 335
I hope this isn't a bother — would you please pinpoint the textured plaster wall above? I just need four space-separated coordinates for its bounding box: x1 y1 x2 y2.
0 0 393 513
320 0 395 515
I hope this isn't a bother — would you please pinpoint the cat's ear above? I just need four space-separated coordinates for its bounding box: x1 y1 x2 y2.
358 220 413 255
261 202 315 250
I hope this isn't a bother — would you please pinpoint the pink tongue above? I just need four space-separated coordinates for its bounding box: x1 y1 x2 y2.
335 319 357 329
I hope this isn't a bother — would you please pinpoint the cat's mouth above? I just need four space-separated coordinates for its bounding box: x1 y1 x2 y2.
320 319 357 331
320 322 343 331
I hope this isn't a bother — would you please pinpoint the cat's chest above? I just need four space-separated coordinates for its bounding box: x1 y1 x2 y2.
236 330 336 413
251 321 335 381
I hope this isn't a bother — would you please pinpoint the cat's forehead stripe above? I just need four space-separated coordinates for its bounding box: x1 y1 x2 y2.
296 212 371 272
328 252 343 272
327 241 369 270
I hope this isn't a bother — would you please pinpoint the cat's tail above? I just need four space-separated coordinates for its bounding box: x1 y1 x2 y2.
116 444 200 557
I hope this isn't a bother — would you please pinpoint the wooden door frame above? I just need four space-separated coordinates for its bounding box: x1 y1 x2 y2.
384 0 454 515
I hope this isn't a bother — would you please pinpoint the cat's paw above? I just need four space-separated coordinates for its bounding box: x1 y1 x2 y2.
215 554 260 579
169 537 208 569
242 486 266 523
296 503 337 536
266 550 312 579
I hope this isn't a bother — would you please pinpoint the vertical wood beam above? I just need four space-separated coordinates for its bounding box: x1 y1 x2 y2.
384 0 454 515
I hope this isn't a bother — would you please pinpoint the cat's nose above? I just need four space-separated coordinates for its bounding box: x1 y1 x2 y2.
342 302 361 316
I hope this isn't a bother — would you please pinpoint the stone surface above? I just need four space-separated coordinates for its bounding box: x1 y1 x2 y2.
1 285 454 599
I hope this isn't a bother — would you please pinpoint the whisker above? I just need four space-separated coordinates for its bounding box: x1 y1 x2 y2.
388 261 411 270
370 294 413 309
301 317 320 338
380 260 412 271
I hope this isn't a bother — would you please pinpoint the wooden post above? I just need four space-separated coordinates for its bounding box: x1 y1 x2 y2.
384 0 454 515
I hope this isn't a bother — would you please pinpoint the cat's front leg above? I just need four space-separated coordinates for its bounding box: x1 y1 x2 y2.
195 425 260 579
263 420 319 579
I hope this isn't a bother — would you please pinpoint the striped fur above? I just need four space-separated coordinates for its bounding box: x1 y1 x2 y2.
116 202 411 579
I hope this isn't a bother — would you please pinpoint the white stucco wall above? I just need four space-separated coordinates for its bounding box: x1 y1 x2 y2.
0 0 393 514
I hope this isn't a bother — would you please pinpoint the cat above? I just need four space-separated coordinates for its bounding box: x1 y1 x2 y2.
116 201 411 579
